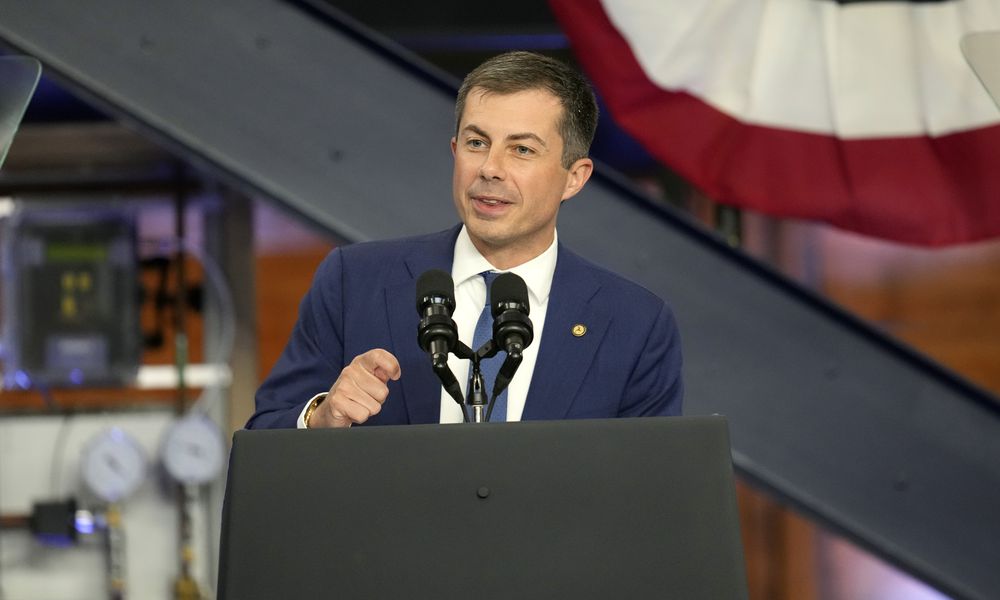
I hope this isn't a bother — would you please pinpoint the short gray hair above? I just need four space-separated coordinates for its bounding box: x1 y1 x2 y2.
455 51 599 168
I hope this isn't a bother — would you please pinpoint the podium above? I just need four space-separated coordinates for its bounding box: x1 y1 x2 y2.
218 416 748 599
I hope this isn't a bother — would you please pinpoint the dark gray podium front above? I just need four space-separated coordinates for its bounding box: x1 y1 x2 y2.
219 416 748 599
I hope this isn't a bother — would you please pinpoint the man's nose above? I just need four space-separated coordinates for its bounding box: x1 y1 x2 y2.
478 149 506 180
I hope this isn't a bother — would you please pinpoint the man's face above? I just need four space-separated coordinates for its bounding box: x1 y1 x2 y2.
451 87 592 269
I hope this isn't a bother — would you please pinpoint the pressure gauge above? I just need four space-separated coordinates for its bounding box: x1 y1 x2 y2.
80 428 147 503
161 413 226 485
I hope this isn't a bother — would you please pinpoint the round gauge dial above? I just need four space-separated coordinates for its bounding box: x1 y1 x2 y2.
80 428 147 503
161 413 226 485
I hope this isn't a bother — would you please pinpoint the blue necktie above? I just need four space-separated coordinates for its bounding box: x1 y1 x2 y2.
470 271 507 422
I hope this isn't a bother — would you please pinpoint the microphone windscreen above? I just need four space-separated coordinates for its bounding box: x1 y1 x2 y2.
416 269 455 312
490 272 529 318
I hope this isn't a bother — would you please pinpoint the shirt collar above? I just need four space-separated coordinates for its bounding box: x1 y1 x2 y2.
452 225 558 304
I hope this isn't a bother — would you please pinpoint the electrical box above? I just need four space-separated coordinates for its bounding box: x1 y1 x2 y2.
2 202 140 388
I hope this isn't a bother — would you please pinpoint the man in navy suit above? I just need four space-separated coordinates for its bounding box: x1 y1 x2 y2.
247 51 682 429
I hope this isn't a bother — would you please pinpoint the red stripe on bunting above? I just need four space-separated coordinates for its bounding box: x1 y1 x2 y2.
551 0 1000 245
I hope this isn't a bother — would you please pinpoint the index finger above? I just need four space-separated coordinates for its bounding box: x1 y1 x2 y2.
355 348 401 383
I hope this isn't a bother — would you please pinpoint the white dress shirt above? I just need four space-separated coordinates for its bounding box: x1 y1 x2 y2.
439 226 556 423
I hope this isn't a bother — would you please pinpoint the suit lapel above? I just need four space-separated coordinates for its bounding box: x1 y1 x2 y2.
385 227 459 424
522 246 610 420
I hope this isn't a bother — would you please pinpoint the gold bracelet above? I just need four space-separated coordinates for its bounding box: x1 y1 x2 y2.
303 393 327 429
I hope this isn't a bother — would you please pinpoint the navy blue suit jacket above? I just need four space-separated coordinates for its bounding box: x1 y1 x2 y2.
247 226 682 428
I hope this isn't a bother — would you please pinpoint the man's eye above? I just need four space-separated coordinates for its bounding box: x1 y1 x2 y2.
467 139 486 149
514 146 534 155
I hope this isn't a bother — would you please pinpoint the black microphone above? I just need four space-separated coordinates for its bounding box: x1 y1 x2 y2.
416 269 458 365
415 269 466 418
490 272 533 359
485 273 533 419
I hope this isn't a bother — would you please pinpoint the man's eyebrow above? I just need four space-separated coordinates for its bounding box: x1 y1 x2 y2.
507 132 547 147
461 124 490 139
461 125 547 148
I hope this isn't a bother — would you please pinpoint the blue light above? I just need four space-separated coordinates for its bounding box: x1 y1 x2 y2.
74 512 95 535
68 368 84 385
14 369 31 389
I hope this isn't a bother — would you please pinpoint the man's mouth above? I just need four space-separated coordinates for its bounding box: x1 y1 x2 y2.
471 195 514 211
476 196 510 206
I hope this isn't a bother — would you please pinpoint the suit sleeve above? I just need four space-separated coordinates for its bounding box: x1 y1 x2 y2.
245 250 346 429
617 301 684 417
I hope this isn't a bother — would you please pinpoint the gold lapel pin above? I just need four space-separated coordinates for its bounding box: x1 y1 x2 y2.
571 324 587 337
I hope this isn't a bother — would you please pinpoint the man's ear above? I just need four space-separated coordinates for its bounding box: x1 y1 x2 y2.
450 137 457 157
561 157 594 202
